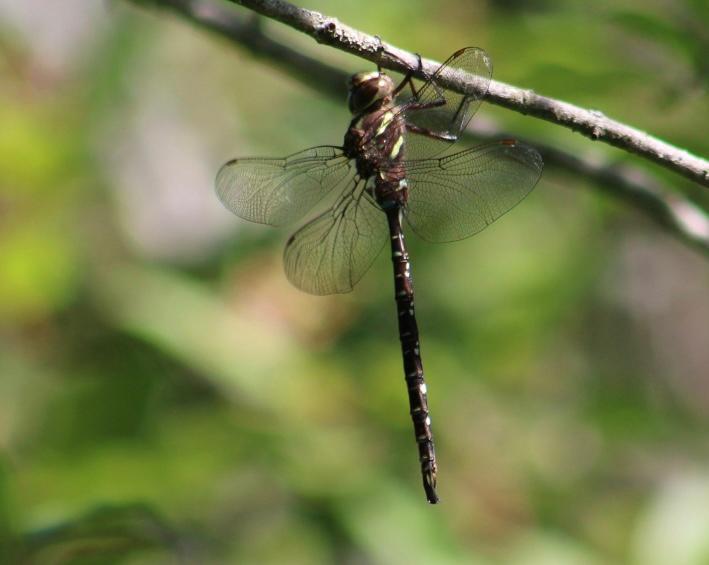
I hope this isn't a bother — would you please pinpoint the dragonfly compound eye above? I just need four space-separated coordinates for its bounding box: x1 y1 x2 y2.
348 72 396 114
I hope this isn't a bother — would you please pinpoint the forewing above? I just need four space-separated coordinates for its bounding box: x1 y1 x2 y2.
404 140 543 242
284 182 388 295
400 47 492 160
215 146 352 226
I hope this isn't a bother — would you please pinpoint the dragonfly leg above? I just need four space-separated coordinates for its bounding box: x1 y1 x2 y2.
394 52 427 99
373 35 385 73
391 50 432 98
405 99 447 112
393 69 415 97
406 57 423 99
411 52 430 95
406 123 457 142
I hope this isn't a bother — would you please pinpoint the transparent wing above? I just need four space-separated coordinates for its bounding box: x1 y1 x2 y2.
215 146 352 227
399 47 493 160
284 181 388 295
404 140 543 243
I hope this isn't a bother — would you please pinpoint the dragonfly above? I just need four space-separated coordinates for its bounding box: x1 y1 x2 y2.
216 47 543 504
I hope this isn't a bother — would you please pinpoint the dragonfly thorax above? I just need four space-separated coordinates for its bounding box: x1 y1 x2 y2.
347 71 396 114
344 104 407 194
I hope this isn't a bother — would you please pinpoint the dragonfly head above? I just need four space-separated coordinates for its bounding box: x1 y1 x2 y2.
347 71 396 114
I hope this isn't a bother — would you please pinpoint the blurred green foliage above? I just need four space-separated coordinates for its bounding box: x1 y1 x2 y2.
1 0 708 563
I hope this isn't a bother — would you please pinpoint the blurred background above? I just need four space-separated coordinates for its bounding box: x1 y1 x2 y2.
1 0 708 563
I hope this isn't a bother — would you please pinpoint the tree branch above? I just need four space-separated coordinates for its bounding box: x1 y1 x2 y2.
222 0 708 188
125 0 709 253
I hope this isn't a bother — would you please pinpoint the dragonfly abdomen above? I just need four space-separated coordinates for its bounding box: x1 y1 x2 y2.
385 207 439 504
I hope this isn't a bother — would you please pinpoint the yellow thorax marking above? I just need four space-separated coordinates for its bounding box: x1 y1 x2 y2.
390 135 404 158
376 111 395 136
